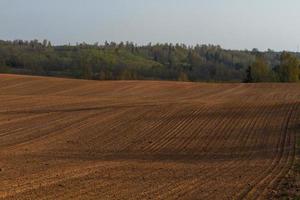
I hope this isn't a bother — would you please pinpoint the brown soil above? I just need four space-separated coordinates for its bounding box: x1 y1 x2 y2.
0 74 299 200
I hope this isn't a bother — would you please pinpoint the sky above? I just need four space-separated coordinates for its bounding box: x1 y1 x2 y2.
0 0 300 51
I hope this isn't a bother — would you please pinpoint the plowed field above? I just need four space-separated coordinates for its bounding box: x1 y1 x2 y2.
0 74 299 199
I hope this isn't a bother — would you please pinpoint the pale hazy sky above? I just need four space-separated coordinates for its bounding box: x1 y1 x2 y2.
1 0 300 51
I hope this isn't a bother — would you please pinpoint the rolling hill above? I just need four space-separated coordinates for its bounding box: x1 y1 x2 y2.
0 74 299 199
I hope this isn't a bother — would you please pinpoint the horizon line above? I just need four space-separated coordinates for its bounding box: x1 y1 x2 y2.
1 38 299 53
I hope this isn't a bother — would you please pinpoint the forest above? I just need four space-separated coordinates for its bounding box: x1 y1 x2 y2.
0 39 299 82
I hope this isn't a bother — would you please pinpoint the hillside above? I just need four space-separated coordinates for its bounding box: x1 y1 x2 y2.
0 74 300 199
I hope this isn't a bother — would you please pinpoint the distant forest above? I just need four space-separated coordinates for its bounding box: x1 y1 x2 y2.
0 39 299 82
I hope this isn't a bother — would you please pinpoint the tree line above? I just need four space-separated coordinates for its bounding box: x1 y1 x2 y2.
245 52 300 82
0 39 299 82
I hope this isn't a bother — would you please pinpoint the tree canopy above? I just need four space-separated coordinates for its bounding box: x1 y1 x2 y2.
0 39 299 82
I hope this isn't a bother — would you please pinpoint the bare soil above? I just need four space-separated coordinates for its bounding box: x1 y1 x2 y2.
0 74 299 199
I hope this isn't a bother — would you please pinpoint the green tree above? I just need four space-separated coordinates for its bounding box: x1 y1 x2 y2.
249 56 272 82
119 69 138 80
42 39 48 48
244 66 253 83
276 52 300 82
